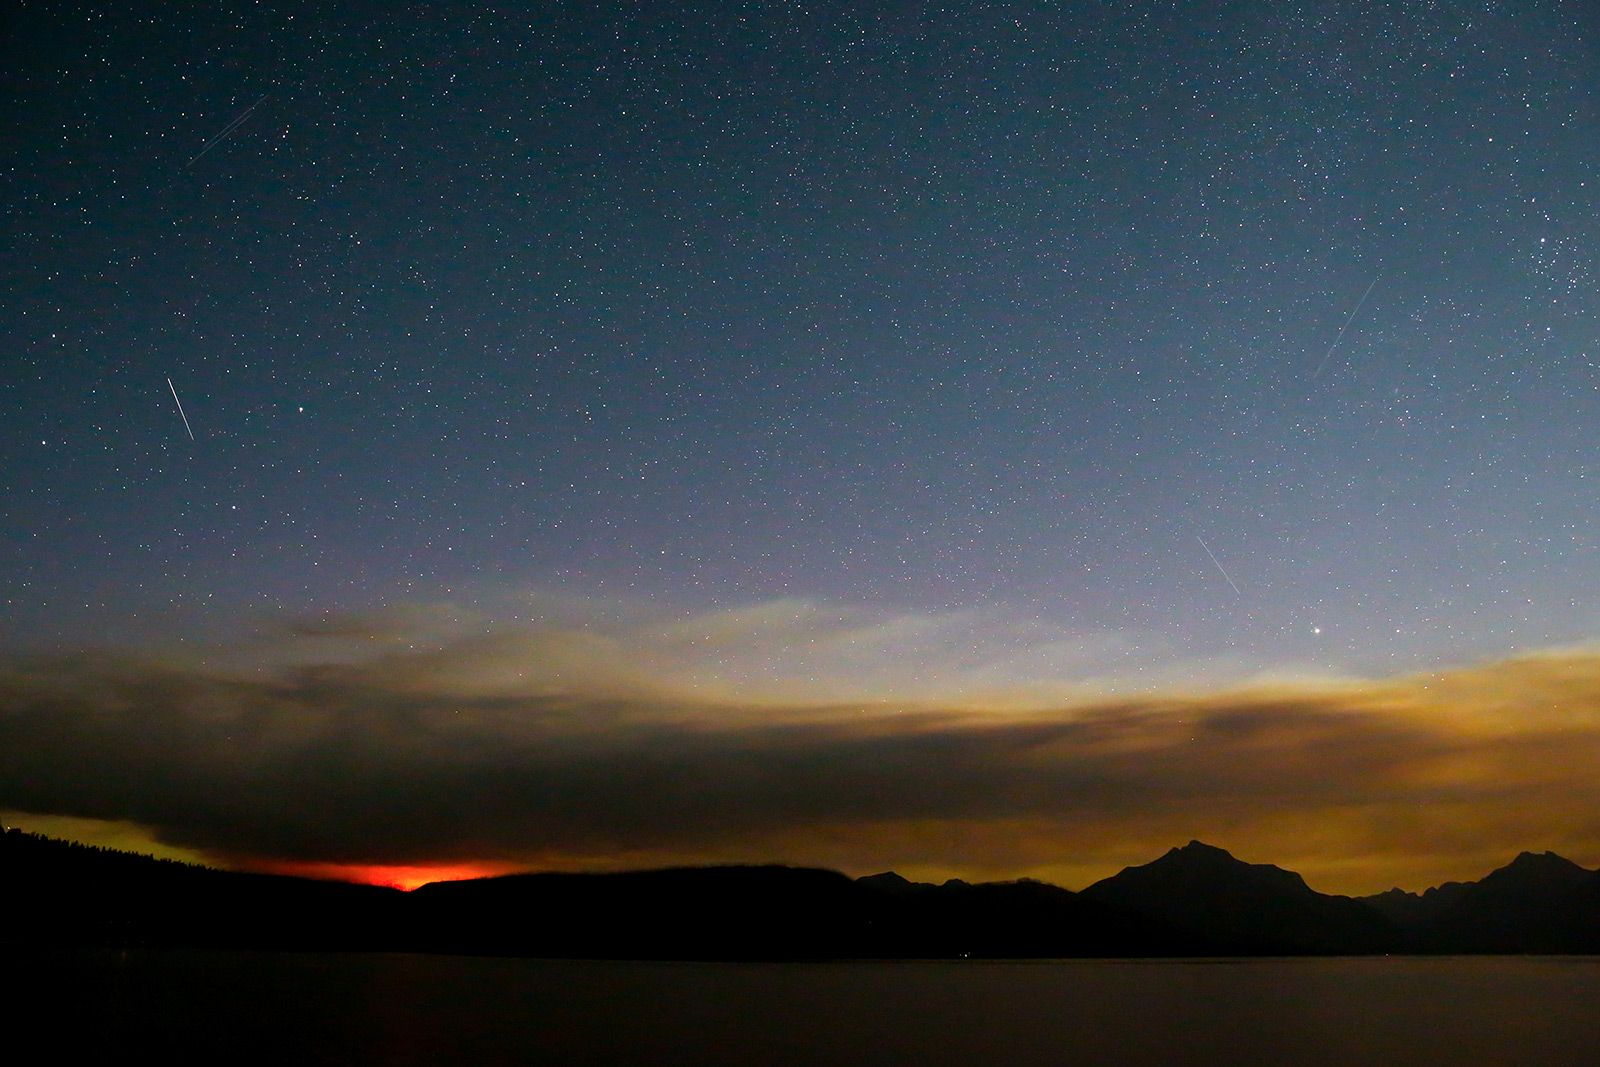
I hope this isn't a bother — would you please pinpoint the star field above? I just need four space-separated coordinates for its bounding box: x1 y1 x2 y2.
5 0 1600 684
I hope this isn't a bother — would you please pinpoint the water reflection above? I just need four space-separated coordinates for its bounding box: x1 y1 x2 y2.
20 951 1600 1066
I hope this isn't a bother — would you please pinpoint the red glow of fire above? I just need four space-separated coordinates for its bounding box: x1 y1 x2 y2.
257 859 517 891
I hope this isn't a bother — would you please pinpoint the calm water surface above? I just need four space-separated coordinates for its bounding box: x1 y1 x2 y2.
13 950 1600 1065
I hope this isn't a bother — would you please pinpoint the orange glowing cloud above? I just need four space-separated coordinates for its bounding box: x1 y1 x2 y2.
8 604 1600 897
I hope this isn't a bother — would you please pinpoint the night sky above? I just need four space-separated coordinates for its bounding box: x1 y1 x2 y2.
5 1 1600 893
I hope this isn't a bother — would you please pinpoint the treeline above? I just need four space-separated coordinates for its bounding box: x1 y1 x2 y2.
1 829 404 952
6 829 1600 958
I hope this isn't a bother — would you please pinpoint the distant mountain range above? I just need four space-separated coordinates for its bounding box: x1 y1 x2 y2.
6 829 1600 958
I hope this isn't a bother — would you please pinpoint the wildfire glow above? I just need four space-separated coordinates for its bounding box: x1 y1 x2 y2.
257 860 519 891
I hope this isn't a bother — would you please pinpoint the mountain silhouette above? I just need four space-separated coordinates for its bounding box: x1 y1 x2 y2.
1362 850 1600 953
410 864 870 959
1356 881 1473 926
409 865 1210 959
1080 841 1402 954
0 827 404 951
9 827 1600 958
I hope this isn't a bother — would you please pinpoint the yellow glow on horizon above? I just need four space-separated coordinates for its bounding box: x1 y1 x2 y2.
0 810 211 866
9 621 1600 899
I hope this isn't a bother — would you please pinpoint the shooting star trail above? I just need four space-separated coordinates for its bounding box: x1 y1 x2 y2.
1311 276 1379 380
187 94 268 167
1196 535 1242 596
167 378 195 440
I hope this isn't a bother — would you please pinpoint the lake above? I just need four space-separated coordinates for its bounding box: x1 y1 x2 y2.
12 950 1600 1065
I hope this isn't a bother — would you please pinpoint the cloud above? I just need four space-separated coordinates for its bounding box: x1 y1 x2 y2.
4 604 1600 894
233 595 1245 707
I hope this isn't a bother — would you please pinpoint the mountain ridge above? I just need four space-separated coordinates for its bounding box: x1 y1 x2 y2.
1081 840 1402 954
6 828 1600 958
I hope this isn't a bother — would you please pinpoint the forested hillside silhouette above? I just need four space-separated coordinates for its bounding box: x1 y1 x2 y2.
8 828 1600 958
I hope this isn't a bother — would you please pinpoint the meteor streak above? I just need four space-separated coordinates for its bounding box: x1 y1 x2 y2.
1311 276 1379 380
168 377 195 440
187 94 268 167
1196 535 1242 596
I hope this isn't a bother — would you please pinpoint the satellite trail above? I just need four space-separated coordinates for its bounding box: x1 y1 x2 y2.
1311 276 1379 380
187 94 268 167
1196 535 1242 596
168 378 195 440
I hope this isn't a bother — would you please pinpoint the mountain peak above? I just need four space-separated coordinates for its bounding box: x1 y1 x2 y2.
1085 843 1310 908
857 871 917 893
1506 850 1585 871
1142 841 1263 876
1082 841 1399 953
1476 850 1592 894
1384 850 1600 953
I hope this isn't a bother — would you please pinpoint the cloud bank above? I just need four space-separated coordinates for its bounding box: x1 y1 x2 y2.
4 602 1600 894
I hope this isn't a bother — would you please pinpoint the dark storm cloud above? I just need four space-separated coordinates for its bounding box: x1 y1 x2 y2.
6 633 1600 891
